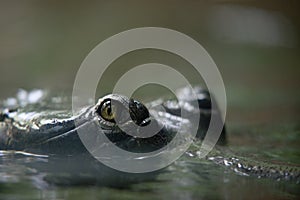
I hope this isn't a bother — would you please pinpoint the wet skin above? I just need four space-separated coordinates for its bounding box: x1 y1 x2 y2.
0 86 224 154
0 86 299 182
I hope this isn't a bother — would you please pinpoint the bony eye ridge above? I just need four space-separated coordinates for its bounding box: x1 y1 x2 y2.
95 95 151 127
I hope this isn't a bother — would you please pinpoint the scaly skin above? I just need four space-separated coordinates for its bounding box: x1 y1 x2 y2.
0 87 299 182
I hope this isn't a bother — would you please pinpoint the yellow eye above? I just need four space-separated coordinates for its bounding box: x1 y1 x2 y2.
97 99 116 122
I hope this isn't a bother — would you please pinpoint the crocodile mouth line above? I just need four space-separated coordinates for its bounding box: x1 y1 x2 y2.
41 119 96 144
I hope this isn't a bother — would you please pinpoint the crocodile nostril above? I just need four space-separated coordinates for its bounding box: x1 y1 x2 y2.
129 99 150 126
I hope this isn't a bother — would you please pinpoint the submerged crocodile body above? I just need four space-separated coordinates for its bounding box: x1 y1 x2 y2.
0 86 299 182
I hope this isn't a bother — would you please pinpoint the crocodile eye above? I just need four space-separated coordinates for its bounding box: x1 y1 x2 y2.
96 99 116 123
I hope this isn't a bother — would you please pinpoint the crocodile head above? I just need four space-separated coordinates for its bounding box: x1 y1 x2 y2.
1 87 225 155
14 94 172 154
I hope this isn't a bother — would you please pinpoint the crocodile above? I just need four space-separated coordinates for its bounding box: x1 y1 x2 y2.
0 86 299 182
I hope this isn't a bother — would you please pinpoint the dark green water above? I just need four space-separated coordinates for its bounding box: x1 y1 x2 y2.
0 1 299 199
0 126 299 200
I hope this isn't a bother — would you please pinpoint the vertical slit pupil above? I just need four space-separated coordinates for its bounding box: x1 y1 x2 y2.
107 105 111 115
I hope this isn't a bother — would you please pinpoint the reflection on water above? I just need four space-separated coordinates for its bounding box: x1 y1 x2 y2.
0 139 299 200
0 1 300 200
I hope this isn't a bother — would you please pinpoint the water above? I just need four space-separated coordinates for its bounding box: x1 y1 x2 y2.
0 90 299 199
1 1 300 199
0 138 299 199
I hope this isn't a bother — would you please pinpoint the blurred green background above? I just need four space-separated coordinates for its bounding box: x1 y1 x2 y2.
0 1 300 199
0 0 299 126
